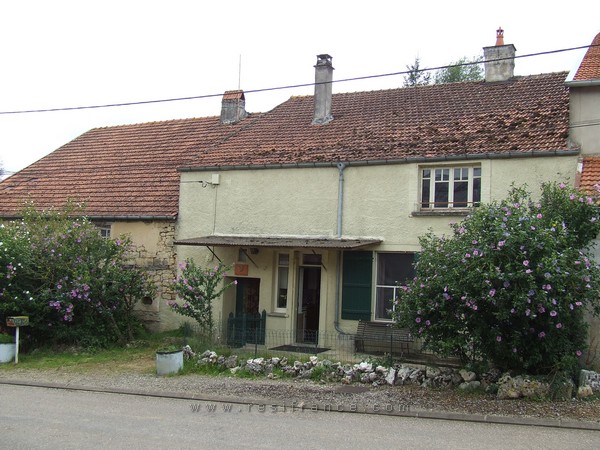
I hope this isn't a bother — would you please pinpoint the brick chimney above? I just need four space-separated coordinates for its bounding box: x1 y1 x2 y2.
483 28 516 82
312 54 334 125
220 90 247 124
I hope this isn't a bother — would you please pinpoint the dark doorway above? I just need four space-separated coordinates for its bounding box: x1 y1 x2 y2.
296 266 321 344
235 278 260 315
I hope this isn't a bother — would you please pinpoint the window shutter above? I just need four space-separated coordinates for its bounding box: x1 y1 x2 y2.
341 251 373 320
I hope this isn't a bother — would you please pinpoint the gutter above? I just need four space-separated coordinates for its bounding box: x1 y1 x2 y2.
565 79 600 88
178 149 580 173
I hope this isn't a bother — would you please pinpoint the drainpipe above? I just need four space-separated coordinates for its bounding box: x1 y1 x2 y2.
334 162 349 334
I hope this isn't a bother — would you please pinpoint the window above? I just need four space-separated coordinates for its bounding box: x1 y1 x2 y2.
421 166 481 209
97 225 111 239
275 253 289 311
375 253 415 320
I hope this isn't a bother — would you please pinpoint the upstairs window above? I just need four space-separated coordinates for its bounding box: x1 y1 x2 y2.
421 166 481 209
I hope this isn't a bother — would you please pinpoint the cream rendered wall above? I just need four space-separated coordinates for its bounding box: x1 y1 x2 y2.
570 86 600 155
178 155 579 338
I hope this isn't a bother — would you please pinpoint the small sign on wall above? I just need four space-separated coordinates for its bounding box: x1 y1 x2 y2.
234 263 248 276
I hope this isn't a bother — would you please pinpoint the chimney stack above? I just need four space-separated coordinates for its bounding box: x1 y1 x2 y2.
312 54 334 125
220 90 247 124
483 27 516 82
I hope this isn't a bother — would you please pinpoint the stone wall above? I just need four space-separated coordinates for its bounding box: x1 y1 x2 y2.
121 221 179 332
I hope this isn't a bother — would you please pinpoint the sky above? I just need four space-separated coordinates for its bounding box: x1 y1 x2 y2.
1 0 598 174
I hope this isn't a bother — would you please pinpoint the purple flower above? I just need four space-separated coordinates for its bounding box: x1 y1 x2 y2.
425 320 431 326
497 240 505 248
489 289 496 297
496 336 502 342
538 331 546 339
556 323 562 329
523 260 529 267
415 317 421 324
536 213 543 219
576 350 582 357
559 182 566 189
550 310 557 317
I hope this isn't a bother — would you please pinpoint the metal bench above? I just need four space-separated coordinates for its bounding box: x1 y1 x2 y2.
354 320 413 356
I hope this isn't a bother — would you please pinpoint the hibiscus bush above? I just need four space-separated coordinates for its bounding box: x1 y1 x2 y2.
169 259 235 335
394 183 600 374
0 204 155 348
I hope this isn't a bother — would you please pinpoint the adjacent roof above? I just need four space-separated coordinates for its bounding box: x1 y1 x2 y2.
579 157 600 194
573 32 600 81
0 72 572 219
182 73 571 169
174 235 382 249
0 116 256 218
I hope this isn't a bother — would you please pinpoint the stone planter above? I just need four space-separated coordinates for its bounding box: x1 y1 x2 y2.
156 349 184 376
0 343 16 363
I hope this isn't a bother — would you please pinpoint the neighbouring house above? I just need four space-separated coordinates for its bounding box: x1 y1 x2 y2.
0 99 258 331
1 29 598 359
571 31 600 369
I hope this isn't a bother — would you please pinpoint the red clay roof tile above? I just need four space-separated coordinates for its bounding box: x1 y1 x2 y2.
0 72 571 218
574 33 600 81
580 157 600 194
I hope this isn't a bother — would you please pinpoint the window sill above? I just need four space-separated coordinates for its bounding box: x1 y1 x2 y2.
411 209 472 217
268 312 288 318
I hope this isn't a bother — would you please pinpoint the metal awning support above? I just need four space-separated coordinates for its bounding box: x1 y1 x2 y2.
205 246 222 263
240 248 259 268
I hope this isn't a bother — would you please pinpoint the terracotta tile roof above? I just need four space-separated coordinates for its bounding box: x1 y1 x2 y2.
184 72 571 168
0 116 255 218
573 32 600 81
579 157 600 193
0 72 571 219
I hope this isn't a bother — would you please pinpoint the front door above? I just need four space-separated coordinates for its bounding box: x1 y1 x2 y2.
235 278 260 315
296 266 321 344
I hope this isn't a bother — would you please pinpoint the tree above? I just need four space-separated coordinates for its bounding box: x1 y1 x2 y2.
403 57 431 87
434 56 484 84
169 259 236 335
0 203 155 347
394 183 600 374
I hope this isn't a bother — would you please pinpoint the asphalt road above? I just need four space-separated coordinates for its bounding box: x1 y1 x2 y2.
1 384 598 449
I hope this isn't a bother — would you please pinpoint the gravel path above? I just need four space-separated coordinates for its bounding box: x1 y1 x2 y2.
1 368 599 425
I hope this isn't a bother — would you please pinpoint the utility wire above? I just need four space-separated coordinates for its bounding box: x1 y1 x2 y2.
0 43 598 116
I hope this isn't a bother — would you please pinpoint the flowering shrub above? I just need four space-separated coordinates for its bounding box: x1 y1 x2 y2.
169 259 235 334
0 204 155 347
394 183 600 374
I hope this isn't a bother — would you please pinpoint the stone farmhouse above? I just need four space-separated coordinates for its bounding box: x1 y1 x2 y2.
1 30 598 357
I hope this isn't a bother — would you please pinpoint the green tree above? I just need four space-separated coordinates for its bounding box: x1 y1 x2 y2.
403 57 431 87
0 203 155 347
434 56 484 84
394 183 600 374
169 259 235 335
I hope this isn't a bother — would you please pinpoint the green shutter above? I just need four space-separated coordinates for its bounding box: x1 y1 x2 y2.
341 251 373 321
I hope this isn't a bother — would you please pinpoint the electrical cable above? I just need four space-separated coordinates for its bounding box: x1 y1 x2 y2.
0 43 598 116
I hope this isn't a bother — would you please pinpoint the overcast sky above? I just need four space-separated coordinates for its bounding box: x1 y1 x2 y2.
1 0 598 174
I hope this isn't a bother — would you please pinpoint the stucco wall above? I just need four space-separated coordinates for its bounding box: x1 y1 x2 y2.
177 155 580 338
570 86 600 155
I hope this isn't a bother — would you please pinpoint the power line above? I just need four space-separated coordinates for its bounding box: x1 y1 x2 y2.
0 43 597 116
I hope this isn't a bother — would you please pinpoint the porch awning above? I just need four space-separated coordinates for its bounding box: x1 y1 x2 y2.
174 235 382 249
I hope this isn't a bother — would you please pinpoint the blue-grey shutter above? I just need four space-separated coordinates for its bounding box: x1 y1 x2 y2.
341 251 373 320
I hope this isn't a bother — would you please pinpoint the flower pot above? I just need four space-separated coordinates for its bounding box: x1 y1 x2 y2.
156 349 184 376
0 343 16 363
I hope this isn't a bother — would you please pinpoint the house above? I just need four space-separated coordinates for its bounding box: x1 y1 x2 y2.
0 103 258 331
1 29 597 355
571 31 600 368
174 29 590 353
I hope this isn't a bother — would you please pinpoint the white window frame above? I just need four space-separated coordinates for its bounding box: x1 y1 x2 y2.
274 253 290 313
420 165 481 209
374 252 415 321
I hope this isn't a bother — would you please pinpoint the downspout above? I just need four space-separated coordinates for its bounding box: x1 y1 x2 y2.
334 162 349 334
